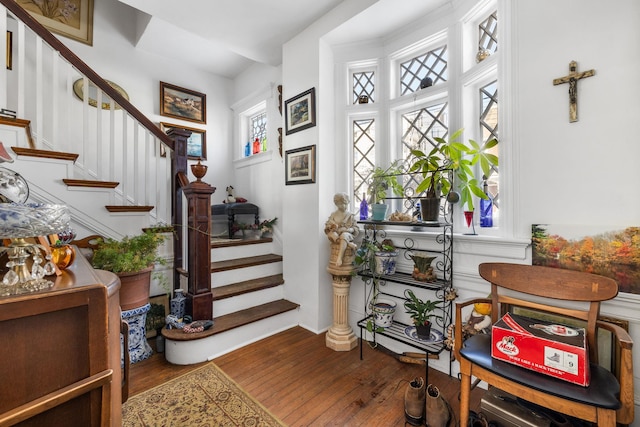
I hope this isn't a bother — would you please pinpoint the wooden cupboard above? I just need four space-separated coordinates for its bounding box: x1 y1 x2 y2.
0 250 122 426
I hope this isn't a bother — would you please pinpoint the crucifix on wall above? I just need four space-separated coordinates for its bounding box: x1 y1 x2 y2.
553 60 595 123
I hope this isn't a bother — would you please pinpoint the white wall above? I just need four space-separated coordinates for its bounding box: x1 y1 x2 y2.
228 62 283 245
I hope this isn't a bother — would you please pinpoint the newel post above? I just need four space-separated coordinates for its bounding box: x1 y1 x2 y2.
182 161 215 320
168 128 189 293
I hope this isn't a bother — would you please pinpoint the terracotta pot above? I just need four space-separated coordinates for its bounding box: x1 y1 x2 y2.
118 266 153 311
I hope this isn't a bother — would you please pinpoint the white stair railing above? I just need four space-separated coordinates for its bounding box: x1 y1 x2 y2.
0 2 173 225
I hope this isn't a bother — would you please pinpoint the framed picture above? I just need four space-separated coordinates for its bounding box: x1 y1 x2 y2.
160 122 207 160
285 145 316 185
285 88 316 135
160 82 207 124
532 224 640 294
6 31 12 70
17 0 94 46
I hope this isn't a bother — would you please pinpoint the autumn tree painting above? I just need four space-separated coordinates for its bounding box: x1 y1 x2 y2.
532 224 640 294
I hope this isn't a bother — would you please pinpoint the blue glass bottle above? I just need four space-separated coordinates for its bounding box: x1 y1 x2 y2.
359 193 368 220
480 177 493 227
244 142 250 157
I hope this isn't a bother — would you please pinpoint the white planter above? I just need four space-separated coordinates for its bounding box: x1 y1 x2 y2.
370 299 397 328
374 250 398 275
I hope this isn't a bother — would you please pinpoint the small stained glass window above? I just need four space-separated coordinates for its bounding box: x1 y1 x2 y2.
250 112 267 145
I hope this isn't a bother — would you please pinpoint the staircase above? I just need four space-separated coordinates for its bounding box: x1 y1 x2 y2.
2 0 300 363
163 237 299 365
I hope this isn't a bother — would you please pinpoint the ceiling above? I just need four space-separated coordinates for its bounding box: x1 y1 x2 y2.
118 0 451 79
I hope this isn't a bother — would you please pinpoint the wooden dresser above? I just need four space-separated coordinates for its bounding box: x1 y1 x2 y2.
0 250 122 426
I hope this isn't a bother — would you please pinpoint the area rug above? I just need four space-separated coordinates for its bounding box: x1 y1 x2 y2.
123 362 285 426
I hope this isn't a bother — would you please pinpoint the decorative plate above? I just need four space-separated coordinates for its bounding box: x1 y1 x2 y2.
404 326 445 344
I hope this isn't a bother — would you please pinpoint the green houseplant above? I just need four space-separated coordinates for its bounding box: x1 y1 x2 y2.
408 128 498 220
367 160 404 220
403 289 442 339
92 231 167 311
355 238 399 333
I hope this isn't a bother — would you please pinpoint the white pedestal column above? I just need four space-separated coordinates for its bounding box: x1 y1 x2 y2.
326 247 357 351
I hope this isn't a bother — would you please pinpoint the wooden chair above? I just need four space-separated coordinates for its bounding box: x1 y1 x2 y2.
454 263 634 427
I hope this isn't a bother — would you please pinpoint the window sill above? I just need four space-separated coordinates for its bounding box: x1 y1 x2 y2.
234 150 273 169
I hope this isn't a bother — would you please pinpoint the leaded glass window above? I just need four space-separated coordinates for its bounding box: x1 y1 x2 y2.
400 46 448 96
401 102 449 201
480 80 499 208
353 72 375 104
250 112 267 145
479 12 498 54
354 119 375 205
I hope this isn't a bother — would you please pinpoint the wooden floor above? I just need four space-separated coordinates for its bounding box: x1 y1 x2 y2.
129 326 484 426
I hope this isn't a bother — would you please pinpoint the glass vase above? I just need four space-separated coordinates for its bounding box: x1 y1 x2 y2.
51 244 76 269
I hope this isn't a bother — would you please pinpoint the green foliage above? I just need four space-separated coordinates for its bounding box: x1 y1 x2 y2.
368 160 405 204
91 231 167 274
403 289 442 326
408 128 498 211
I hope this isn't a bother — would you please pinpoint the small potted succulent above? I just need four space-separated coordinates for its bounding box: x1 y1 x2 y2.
403 289 442 339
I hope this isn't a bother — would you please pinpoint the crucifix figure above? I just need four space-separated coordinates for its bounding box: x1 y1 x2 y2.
553 60 595 122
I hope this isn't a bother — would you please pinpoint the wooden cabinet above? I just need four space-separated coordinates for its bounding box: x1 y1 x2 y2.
0 251 121 426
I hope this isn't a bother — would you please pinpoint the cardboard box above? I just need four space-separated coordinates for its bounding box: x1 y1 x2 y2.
491 313 589 386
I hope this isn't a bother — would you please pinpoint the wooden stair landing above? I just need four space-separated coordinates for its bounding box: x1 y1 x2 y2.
162 299 299 342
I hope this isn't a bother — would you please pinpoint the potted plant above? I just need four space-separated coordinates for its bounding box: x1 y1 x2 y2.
231 221 259 239
259 217 278 238
91 231 167 311
367 160 404 221
408 128 498 221
403 289 442 339
355 238 399 332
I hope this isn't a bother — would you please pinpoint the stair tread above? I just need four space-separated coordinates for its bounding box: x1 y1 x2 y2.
11 146 79 162
211 237 272 248
63 178 119 188
211 274 284 301
162 299 299 341
211 253 282 272
105 205 154 213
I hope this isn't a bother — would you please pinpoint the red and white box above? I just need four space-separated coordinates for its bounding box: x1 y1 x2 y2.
491 313 589 386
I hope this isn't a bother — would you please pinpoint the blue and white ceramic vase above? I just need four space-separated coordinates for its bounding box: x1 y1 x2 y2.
170 289 186 319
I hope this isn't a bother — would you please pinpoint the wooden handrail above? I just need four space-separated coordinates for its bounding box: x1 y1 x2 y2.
1 0 173 149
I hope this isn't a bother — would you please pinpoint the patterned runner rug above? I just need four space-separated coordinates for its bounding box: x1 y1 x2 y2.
123 362 285 426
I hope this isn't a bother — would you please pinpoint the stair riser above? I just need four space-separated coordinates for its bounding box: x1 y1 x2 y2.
11 157 153 237
212 263 282 286
213 286 284 317
164 310 299 365
211 242 274 261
